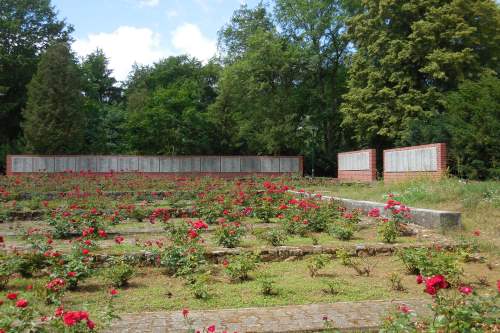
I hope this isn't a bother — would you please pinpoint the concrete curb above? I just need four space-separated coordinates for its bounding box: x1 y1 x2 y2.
289 191 461 230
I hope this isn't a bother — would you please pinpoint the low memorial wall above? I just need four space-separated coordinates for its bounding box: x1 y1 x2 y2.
383 143 447 182
337 149 376 182
6 155 303 176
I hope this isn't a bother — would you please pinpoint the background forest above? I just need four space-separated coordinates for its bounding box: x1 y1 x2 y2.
1 0 499 178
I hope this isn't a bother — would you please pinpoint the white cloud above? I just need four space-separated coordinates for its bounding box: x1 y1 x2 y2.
171 23 216 62
73 26 167 81
166 9 179 18
139 0 160 7
73 23 216 81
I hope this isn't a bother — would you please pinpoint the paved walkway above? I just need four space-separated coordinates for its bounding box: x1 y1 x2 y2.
108 299 430 332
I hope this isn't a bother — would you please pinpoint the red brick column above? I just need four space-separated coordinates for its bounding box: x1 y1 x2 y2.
337 149 376 182
6 155 12 176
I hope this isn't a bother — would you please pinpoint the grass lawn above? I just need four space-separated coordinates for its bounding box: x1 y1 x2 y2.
298 177 500 253
8 255 498 315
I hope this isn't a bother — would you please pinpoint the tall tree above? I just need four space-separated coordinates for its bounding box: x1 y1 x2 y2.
22 42 85 154
443 72 500 179
125 56 221 155
210 29 303 155
341 0 500 149
274 0 357 173
80 49 123 153
0 0 72 167
217 3 275 64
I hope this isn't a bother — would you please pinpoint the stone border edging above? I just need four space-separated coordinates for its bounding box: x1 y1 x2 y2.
89 242 455 265
290 190 461 230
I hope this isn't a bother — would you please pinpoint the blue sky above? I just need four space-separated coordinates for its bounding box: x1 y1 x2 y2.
52 0 261 81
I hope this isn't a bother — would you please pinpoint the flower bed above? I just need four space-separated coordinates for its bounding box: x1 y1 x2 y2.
1 174 498 332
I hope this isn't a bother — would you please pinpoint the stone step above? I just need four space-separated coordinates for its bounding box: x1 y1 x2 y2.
108 299 430 333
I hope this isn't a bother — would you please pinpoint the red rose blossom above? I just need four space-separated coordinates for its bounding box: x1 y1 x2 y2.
458 286 473 295
15 299 28 308
425 274 448 295
6 292 18 300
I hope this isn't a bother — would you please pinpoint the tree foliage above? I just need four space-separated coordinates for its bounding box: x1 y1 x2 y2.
0 0 72 167
341 0 500 149
125 56 221 155
443 72 500 179
22 43 85 154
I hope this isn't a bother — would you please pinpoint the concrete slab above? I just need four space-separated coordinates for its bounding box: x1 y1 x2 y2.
290 191 461 230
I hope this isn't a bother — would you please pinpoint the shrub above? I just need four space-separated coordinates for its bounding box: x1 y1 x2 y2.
377 219 398 243
160 244 206 277
187 273 211 300
260 228 288 246
11 253 48 278
381 275 500 332
253 198 276 223
397 248 463 283
348 257 376 277
215 221 245 248
307 254 331 277
388 272 406 292
0 254 16 290
224 252 258 282
258 273 279 296
336 248 352 266
281 212 309 236
322 278 344 296
103 262 135 287
329 223 354 241
303 208 332 232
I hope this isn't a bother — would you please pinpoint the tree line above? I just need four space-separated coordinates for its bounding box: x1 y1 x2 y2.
1 0 499 178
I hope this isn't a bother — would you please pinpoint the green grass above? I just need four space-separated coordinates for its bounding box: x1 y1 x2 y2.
300 177 500 253
6 255 498 315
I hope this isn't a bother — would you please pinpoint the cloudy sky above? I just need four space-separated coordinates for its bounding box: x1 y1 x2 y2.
52 0 260 81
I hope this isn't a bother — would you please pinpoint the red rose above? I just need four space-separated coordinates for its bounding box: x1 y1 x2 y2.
87 319 95 330
63 312 77 326
115 236 125 244
207 325 216 333
497 280 500 293
473 230 481 236
67 271 77 277
398 305 411 313
82 249 90 255
425 274 448 295
182 308 189 318
187 229 198 239
368 208 380 218
458 286 473 295
110 289 118 296
15 299 28 308
55 306 64 317
6 292 18 300
416 275 423 284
